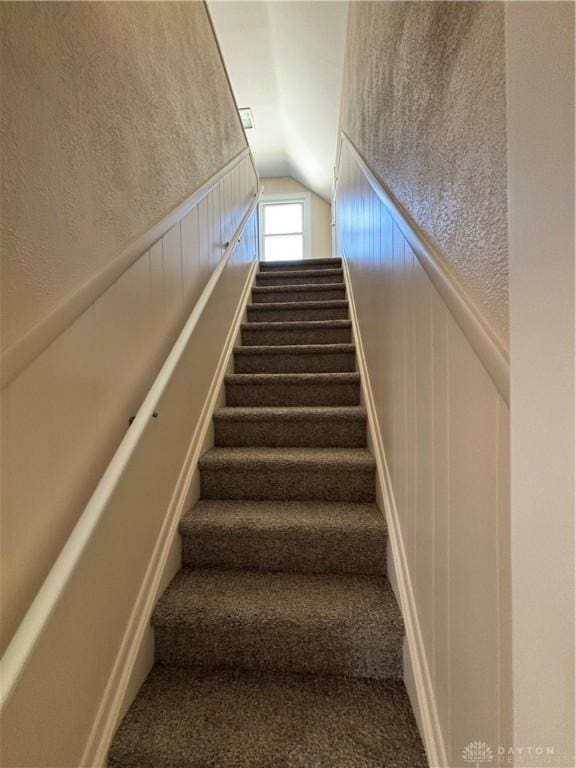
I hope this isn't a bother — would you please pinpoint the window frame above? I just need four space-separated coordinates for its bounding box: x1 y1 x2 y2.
258 191 312 262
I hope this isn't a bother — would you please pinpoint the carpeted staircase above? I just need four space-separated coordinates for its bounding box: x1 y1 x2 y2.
109 258 428 767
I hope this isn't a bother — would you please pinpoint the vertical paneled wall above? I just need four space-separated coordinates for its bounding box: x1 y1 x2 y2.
0 153 257 654
335 140 511 767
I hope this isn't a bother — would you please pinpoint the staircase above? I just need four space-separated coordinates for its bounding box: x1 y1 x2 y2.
109 258 427 767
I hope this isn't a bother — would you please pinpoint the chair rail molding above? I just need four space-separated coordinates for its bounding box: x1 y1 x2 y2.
0 184 260 705
336 132 510 404
335 131 512 767
0 147 257 389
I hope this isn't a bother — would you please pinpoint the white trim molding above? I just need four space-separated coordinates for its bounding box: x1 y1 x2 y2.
1 147 256 389
336 132 510 404
342 255 448 768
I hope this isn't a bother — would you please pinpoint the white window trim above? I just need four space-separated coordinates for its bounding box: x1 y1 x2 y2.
258 191 312 261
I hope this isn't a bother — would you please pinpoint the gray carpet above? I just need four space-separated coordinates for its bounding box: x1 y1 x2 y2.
213 406 367 447
108 667 427 768
251 282 347 303
255 268 344 286
241 318 352 346
108 257 428 767
180 500 386 573
246 299 349 322
225 372 362 406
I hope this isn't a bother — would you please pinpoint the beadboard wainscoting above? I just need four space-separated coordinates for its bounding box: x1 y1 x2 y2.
334 134 511 768
0 151 259 767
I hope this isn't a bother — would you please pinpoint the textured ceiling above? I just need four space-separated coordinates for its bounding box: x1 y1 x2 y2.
208 1 349 201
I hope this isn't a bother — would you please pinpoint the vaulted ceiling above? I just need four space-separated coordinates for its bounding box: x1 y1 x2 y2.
208 1 349 202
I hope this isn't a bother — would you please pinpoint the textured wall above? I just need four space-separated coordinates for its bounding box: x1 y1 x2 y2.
340 1 509 343
0 1 246 351
261 177 332 259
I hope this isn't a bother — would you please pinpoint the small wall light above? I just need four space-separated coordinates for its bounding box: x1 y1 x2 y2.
239 107 255 130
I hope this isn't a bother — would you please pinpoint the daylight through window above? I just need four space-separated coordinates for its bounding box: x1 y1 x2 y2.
262 202 304 261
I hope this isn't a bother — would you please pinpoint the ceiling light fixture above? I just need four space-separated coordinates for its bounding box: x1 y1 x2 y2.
239 107 255 130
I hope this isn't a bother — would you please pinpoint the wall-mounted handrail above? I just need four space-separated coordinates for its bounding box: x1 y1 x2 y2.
0 147 254 389
336 131 510 404
0 182 261 710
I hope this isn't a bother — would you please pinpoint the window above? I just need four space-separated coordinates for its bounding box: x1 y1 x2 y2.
260 201 305 261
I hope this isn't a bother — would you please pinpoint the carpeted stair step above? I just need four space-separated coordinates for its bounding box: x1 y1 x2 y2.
241 319 352 347
152 569 403 678
225 372 361 407
256 268 344 286
234 343 355 374
252 283 346 304
213 406 366 447
247 299 349 323
180 500 386 574
259 257 342 272
199 447 375 502
108 666 427 768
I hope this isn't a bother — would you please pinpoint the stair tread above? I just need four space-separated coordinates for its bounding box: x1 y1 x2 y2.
180 501 385 575
257 268 343 279
260 257 342 268
252 282 345 293
108 666 427 768
234 343 355 355
153 568 398 629
199 446 375 470
214 406 366 421
225 372 360 383
242 319 351 331
181 499 384 535
247 299 348 310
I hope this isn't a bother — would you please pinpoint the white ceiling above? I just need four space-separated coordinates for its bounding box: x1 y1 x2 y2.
208 1 349 202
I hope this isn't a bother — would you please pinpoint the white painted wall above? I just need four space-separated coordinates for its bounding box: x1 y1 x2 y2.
506 4 575 765
208 1 348 201
261 177 332 260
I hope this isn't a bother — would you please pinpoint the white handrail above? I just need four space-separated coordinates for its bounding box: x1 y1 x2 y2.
1 147 253 388
336 132 510 404
0 184 261 709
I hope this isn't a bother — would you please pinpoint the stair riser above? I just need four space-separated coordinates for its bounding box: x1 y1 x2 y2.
234 351 355 374
247 306 349 322
181 528 386 574
200 468 375 502
256 272 343 287
214 418 366 448
252 287 346 303
225 380 361 407
259 260 341 272
154 622 401 679
241 326 352 346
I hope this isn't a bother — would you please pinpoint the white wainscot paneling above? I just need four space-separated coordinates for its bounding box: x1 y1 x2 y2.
335 138 510 768
0 151 259 768
0 153 257 656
